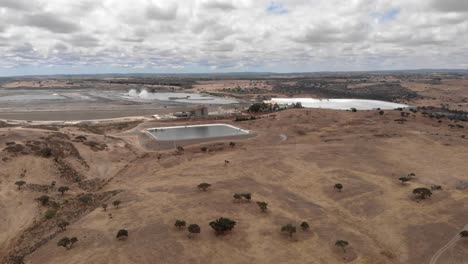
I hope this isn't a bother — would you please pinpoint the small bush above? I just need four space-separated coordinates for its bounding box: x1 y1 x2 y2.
256 201 268 213
175 220 186 229
188 224 201 238
281 224 296 238
45 210 57 219
116 229 129 240
197 183 211 191
209 217 236 235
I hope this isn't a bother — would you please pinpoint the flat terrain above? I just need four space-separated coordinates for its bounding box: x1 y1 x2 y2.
1 106 467 264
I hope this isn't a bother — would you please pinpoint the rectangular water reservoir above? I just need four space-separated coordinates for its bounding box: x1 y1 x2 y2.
147 124 250 141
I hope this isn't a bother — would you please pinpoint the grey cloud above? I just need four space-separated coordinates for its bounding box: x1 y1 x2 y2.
22 13 80 33
146 4 178 21
120 37 145 43
0 0 34 11
67 35 100 47
203 0 236 11
295 22 369 44
431 0 468 13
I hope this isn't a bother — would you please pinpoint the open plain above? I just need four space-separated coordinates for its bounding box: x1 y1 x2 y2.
0 73 467 264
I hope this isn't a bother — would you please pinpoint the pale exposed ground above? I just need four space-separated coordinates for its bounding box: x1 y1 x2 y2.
0 108 466 264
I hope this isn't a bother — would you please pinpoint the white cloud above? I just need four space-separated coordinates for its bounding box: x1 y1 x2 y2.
0 0 467 74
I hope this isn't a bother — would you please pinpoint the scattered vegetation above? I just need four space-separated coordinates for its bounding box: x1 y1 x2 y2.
58 221 70 231
113 200 122 208
44 210 57 219
334 183 343 192
281 224 297 238
233 193 252 203
399 177 411 184
36 195 50 206
57 237 78 250
235 116 256 122
413 188 432 200
300 221 310 231
209 217 236 235
15 180 26 190
188 224 201 238
102 203 108 211
256 201 268 213
335 240 349 253
58 186 69 196
175 220 186 230
116 229 129 240
79 194 93 205
197 183 211 192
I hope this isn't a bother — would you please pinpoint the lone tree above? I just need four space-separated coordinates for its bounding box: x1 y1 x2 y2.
116 229 129 240
209 217 236 235
197 183 211 192
351 108 357 112
459 230 468 237
113 200 121 208
241 193 252 202
229 142 236 148
15 181 26 190
413 188 432 200
36 195 50 206
256 201 268 213
58 221 70 231
281 224 297 238
335 240 349 253
175 220 186 230
58 186 69 196
102 203 108 211
233 193 242 203
334 183 343 192
57 237 78 250
399 177 411 184
379 110 385 115
188 224 201 238
300 221 310 231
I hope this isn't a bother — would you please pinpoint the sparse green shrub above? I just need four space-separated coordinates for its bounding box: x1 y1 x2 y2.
79 194 93 205
44 210 57 219
256 201 268 212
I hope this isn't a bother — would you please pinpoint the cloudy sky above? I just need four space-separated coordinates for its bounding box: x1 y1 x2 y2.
0 0 467 76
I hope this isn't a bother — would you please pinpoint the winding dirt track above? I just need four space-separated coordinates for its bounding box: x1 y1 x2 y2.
428 224 468 264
